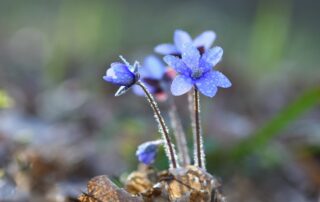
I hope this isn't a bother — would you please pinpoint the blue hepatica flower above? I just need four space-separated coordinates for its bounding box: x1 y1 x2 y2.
133 55 174 101
136 140 163 165
164 43 231 97
103 56 140 96
155 29 216 56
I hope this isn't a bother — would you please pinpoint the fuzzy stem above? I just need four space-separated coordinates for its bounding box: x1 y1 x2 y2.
193 88 205 169
188 91 196 139
168 102 190 166
137 82 178 168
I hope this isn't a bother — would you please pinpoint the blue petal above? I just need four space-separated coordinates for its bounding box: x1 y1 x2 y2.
171 75 193 96
154 43 179 55
136 140 162 165
103 75 113 83
211 71 232 88
138 152 156 165
141 55 165 80
110 62 128 70
201 46 223 67
103 63 135 86
132 81 156 96
163 55 190 75
193 31 216 49
195 71 218 97
198 58 213 74
132 85 145 96
174 29 192 51
181 43 200 69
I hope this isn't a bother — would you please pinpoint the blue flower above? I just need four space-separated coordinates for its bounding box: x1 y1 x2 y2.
163 43 231 97
132 55 174 101
155 29 216 56
103 56 140 96
136 140 163 165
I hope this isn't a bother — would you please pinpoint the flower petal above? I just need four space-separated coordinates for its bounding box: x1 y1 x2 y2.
174 29 192 51
211 71 232 88
139 152 156 165
136 140 162 165
119 55 131 68
132 85 144 96
193 31 216 49
154 43 179 55
141 55 165 79
198 59 213 73
201 46 223 67
131 61 139 74
181 43 200 69
195 71 218 97
103 63 135 86
171 75 193 96
132 81 155 96
163 55 190 75
115 86 130 97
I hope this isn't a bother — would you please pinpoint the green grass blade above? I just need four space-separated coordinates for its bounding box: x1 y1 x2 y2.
230 87 320 160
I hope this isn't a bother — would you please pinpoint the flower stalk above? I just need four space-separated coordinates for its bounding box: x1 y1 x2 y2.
137 81 178 168
168 102 190 166
193 88 206 169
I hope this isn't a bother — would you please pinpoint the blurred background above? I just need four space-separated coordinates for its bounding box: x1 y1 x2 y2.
0 0 319 201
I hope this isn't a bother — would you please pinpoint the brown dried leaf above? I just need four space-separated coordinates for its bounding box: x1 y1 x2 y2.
125 165 158 195
125 171 154 195
79 175 143 202
164 166 216 202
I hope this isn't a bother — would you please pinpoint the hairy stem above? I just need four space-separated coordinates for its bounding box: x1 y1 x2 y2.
137 82 178 168
168 102 190 166
193 88 205 169
188 91 196 140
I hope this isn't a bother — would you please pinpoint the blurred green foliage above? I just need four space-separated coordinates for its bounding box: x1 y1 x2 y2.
231 87 320 159
209 87 320 173
248 0 292 73
0 90 14 109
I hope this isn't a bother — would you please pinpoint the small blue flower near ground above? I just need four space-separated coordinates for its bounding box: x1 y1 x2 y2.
155 29 216 56
164 43 231 97
103 56 140 96
136 140 163 165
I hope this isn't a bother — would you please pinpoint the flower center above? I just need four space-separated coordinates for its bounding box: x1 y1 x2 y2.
191 69 203 79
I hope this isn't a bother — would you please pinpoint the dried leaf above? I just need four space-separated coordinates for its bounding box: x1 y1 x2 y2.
125 171 154 195
79 175 143 202
164 166 216 202
80 167 226 202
